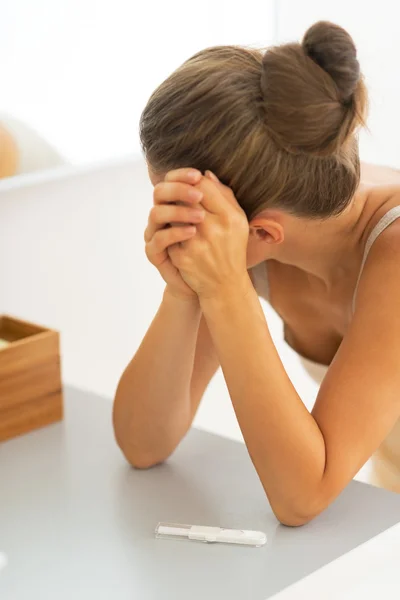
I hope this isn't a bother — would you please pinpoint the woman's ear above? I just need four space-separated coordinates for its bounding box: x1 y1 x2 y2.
249 217 285 245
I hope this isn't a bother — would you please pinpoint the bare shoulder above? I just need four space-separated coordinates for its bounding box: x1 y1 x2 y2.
360 161 400 185
370 203 400 256
354 211 400 317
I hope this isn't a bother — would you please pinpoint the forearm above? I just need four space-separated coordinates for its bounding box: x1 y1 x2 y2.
200 280 326 525
113 287 202 467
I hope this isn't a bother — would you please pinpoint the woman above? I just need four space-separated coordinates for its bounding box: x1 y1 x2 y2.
113 21 400 525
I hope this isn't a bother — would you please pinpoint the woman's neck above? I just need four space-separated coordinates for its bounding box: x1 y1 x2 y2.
271 184 388 291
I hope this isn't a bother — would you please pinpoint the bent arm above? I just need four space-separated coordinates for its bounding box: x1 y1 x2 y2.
113 287 220 468
200 230 400 525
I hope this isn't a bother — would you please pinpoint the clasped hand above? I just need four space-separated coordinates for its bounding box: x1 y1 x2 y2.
166 169 250 300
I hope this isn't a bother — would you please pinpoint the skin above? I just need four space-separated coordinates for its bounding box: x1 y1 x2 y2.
113 160 400 526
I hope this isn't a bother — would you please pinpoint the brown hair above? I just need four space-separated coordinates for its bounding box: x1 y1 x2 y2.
139 21 368 221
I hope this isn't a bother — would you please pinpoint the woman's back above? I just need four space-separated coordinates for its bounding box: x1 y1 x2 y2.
361 161 400 185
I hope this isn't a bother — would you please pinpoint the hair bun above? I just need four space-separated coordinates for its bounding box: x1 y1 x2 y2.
302 21 360 102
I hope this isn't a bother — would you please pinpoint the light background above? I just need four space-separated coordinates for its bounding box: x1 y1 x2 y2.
1 1 399 485
1 1 399 167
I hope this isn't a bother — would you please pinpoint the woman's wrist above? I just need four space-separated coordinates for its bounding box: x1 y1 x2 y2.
163 286 201 313
199 274 255 312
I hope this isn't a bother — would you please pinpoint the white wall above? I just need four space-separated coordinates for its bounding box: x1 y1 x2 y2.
3 1 398 169
0 0 275 165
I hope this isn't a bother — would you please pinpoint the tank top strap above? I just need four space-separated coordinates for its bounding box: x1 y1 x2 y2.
352 206 400 314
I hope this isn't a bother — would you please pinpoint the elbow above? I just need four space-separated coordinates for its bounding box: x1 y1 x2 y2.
112 403 164 470
123 451 165 470
267 478 330 527
275 511 317 527
112 404 173 470
114 428 167 470
271 497 326 528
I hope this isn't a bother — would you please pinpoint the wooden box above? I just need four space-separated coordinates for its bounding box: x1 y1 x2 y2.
0 315 63 442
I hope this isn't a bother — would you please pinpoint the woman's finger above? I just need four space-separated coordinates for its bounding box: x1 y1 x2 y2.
196 172 244 216
147 225 197 257
163 168 202 184
144 205 205 241
153 181 203 206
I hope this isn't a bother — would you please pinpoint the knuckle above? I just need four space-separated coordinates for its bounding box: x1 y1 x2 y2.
224 211 236 226
149 205 158 221
164 170 181 183
179 252 190 267
153 182 165 202
150 231 160 250
166 167 197 180
168 245 180 263
229 189 237 202
163 170 175 181
232 212 244 226
213 227 227 243
226 210 244 227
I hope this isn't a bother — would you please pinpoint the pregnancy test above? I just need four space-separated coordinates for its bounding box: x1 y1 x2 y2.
155 522 266 546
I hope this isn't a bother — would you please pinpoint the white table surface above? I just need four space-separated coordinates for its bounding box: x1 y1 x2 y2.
271 520 400 599
1 387 400 599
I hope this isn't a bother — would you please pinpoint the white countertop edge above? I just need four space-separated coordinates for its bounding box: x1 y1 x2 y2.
0 152 142 193
270 521 400 599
